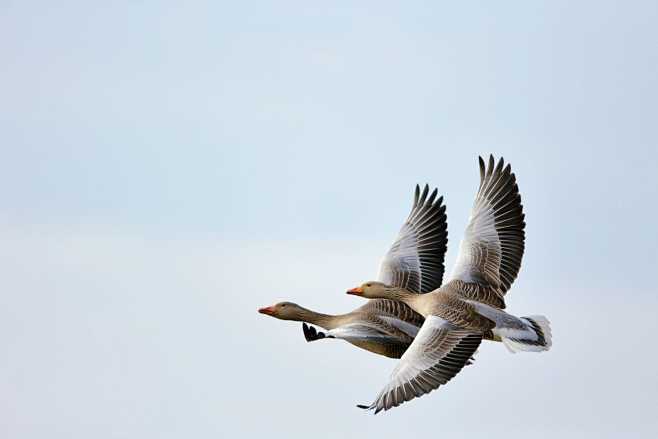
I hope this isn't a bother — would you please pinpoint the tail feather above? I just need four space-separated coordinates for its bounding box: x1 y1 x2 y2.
501 315 552 353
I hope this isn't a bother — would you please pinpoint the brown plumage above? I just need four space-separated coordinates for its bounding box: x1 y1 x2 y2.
348 155 551 414
259 300 421 358
259 184 448 359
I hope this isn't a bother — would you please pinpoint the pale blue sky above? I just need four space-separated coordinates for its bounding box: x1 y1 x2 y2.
1 1 657 438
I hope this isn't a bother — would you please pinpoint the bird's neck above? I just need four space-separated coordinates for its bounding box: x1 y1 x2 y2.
383 287 425 315
295 307 336 330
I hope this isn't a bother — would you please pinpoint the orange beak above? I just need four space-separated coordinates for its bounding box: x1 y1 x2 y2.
258 306 275 315
346 287 364 296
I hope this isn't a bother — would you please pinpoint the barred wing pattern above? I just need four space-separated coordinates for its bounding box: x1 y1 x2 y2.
357 316 482 413
358 299 425 330
378 185 448 294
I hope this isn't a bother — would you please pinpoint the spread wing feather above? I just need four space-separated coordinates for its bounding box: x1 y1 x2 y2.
448 155 525 308
358 316 481 413
379 185 448 294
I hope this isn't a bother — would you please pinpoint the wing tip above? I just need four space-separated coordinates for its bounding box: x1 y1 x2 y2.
357 403 381 414
418 184 429 205
427 186 438 204
302 323 330 342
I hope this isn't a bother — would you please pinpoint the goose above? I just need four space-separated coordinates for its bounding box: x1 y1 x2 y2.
346 155 552 413
258 184 448 358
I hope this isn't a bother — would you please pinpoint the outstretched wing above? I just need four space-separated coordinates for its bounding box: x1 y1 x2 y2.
378 184 448 294
358 316 482 414
447 155 525 308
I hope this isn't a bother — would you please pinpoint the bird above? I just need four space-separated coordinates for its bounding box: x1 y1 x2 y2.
258 184 448 359
346 155 552 413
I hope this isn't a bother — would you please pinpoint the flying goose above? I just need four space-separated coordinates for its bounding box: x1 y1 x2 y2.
347 155 552 413
258 184 448 358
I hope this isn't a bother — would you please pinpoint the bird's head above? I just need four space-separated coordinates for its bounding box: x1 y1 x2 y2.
346 281 392 299
257 301 303 320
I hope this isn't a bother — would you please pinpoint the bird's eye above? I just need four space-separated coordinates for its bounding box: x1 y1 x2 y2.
366 284 371 287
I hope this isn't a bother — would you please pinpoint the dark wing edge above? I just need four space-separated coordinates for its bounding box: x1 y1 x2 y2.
450 155 526 305
357 317 482 414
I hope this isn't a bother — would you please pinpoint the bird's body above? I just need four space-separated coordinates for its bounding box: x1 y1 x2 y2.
305 299 424 359
260 154 551 413
398 284 495 331
317 299 424 359
348 155 552 413
259 184 448 358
